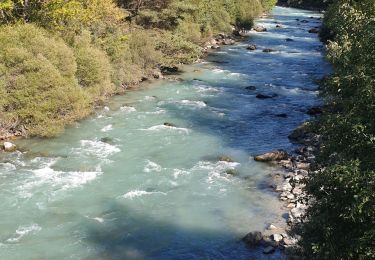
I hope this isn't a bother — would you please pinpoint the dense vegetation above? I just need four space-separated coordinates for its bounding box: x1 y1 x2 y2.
292 0 375 259
0 0 276 137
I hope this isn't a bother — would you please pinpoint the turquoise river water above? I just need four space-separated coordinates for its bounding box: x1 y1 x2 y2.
0 6 330 260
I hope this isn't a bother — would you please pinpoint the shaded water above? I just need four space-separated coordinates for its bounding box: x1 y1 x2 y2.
0 7 330 259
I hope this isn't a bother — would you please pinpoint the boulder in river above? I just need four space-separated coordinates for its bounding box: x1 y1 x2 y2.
3 142 16 152
253 26 267 32
218 155 235 162
308 28 319 33
242 231 263 247
256 93 278 99
164 122 177 127
100 137 114 144
254 150 288 162
285 38 294 42
246 44 257 51
263 48 275 53
276 24 283 28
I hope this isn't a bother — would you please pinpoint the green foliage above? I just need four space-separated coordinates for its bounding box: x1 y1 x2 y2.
0 24 90 137
0 0 278 137
298 0 375 258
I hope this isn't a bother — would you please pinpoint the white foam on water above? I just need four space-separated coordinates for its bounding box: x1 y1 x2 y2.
143 160 162 173
17 163 102 198
0 162 16 172
6 224 41 243
178 100 207 108
192 161 240 184
173 169 190 179
103 106 110 111
212 68 226 74
120 106 137 113
144 96 157 101
144 109 166 115
141 125 190 135
73 140 121 159
194 85 221 94
101 124 113 132
121 190 167 199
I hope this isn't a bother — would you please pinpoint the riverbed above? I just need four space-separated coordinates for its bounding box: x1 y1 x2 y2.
0 6 330 260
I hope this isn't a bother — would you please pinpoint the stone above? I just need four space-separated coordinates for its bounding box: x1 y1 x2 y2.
292 187 303 195
291 207 303 218
287 203 296 208
247 44 257 51
222 39 235 45
253 26 267 32
285 38 294 42
296 162 310 170
272 234 283 242
263 246 275 254
3 142 16 152
256 93 278 99
164 122 177 127
263 48 275 53
245 85 257 90
308 28 319 33
225 169 237 175
283 236 298 245
267 224 277 230
100 137 113 144
218 155 235 162
276 24 283 28
242 231 263 247
282 182 293 192
287 193 295 200
254 150 288 162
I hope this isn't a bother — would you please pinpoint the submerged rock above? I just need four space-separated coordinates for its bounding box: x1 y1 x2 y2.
263 48 275 53
3 142 16 152
256 93 278 99
218 155 235 162
308 28 319 33
100 137 113 144
276 113 288 118
263 246 275 254
245 86 257 91
254 150 288 162
242 231 263 247
285 38 294 42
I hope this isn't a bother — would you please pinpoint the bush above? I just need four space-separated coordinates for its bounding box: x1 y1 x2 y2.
297 1 375 259
0 24 91 137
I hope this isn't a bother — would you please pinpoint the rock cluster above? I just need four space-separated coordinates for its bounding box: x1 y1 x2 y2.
245 123 320 255
204 33 236 51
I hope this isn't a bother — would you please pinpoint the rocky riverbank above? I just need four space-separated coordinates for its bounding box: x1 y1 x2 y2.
242 122 321 257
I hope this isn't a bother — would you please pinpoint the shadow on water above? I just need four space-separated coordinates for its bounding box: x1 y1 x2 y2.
82 201 285 260
155 10 330 155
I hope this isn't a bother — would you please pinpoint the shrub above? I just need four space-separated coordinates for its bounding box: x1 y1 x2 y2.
0 24 90 137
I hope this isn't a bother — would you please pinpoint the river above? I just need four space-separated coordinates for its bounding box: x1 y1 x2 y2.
0 6 330 260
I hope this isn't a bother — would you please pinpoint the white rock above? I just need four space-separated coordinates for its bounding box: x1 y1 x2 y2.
3 142 16 152
272 234 283 242
267 224 277 230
